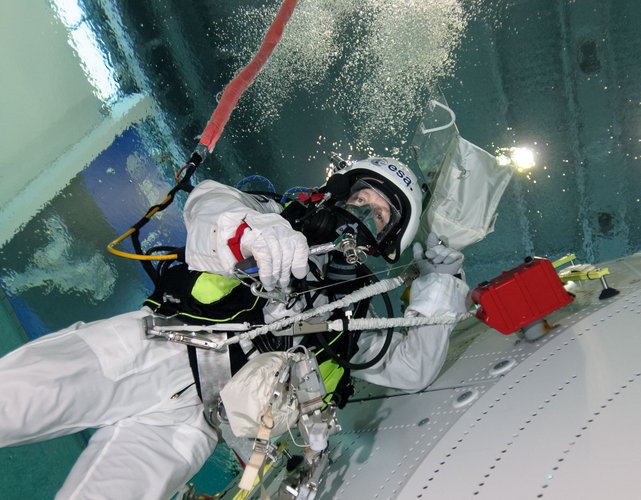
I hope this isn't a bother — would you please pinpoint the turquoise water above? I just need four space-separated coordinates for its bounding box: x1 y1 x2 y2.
2 0 641 497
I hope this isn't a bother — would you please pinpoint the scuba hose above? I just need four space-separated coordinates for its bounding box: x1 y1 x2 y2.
107 162 198 282
313 263 395 371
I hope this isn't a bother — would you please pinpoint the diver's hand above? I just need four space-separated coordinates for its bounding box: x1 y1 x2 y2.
240 217 309 291
413 232 463 276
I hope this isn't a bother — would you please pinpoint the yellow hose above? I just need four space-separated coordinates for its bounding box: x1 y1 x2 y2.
106 194 179 261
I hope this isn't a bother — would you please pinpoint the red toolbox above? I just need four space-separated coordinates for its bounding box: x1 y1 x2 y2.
471 257 574 335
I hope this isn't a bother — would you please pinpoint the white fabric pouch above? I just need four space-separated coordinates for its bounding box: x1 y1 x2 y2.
421 137 513 250
220 351 299 438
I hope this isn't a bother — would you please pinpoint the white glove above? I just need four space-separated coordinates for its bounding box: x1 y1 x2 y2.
413 232 463 276
240 216 309 291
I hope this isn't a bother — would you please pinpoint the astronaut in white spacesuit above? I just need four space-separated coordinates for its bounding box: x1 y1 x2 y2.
0 157 468 500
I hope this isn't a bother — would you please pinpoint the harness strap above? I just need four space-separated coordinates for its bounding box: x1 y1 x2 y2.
191 334 232 428
187 346 202 400
239 408 274 491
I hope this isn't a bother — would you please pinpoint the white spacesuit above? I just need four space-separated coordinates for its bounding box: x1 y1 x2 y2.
0 158 469 500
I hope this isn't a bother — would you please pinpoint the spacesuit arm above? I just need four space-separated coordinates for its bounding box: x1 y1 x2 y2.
184 180 309 290
184 179 283 275
351 273 469 392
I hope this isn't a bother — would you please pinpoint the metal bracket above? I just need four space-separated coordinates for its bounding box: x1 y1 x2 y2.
399 261 421 284
272 319 330 337
143 314 247 351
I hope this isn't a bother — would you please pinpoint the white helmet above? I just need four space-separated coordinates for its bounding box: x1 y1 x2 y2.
332 157 423 262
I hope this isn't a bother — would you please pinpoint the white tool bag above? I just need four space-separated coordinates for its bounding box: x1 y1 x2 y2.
412 98 514 250
421 136 513 250
220 351 299 438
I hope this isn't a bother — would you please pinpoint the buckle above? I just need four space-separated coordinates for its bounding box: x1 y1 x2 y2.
252 438 270 455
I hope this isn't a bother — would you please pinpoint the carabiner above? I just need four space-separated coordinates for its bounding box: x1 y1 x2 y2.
250 281 291 304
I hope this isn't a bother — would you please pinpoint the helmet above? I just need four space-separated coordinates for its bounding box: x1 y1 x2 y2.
330 157 423 263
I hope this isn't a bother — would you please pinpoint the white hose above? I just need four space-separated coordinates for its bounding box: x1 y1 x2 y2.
161 272 473 351
326 311 474 332
209 276 406 349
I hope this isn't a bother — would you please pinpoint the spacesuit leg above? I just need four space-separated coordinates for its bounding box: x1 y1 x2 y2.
55 388 218 500
0 309 197 446
0 309 220 498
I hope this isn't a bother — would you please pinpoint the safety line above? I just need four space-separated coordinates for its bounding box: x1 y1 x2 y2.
199 0 299 153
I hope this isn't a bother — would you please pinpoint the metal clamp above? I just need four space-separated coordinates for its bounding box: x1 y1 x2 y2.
252 437 282 463
399 261 421 284
253 438 271 455
233 266 261 285
143 314 244 351
271 319 330 337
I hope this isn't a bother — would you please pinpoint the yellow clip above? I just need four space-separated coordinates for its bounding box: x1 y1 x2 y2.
552 254 577 269
558 265 610 283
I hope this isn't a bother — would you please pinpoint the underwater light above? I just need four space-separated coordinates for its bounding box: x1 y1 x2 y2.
511 147 536 170
496 147 536 171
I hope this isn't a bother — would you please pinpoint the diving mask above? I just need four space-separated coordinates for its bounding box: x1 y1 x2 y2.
337 179 402 243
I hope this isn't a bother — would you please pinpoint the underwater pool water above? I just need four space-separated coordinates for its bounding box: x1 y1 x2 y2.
2 0 641 497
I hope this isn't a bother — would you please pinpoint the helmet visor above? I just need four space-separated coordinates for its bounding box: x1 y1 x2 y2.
338 179 402 243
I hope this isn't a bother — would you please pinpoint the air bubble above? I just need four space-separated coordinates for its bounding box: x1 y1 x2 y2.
216 0 466 148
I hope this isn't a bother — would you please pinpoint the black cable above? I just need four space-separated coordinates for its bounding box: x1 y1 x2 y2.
145 245 182 256
128 159 200 283
240 190 284 202
313 264 395 371
157 257 174 281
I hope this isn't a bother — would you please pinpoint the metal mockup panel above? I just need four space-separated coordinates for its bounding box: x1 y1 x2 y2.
319 253 641 499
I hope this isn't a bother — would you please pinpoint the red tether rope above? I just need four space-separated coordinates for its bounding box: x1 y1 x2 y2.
199 0 299 153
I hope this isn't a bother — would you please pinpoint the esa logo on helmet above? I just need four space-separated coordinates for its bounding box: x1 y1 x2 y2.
370 158 412 188
387 164 412 188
